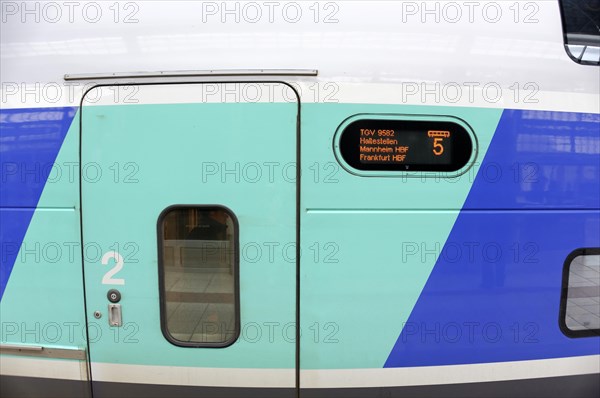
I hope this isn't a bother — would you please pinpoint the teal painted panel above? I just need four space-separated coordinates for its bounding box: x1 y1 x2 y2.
82 100 297 369
301 104 502 210
300 104 503 369
0 210 86 349
300 211 463 369
1 114 87 349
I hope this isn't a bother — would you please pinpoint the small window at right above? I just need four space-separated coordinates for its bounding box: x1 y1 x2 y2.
558 0 600 65
560 248 600 337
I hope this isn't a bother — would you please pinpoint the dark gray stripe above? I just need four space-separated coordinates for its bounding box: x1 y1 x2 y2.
301 373 600 398
0 375 91 398
2 373 598 398
93 381 295 398
0 375 295 398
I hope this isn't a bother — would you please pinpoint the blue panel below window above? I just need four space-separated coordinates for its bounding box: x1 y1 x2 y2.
385 109 600 367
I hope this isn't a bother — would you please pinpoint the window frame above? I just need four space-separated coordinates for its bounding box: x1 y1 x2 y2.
157 204 241 348
557 0 600 65
559 247 600 338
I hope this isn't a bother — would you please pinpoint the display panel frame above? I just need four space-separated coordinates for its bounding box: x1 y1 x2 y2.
333 114 478 178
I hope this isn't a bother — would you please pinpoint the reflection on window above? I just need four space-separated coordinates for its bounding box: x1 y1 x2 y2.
159 206 238 347
561 249 600 337
558 0 600 64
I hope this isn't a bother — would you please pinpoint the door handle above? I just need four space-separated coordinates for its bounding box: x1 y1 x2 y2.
108 304 122 327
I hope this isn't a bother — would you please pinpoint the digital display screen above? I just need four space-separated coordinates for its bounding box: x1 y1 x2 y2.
338 119 473 172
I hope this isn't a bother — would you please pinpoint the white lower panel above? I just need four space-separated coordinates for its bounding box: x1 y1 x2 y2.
0 356 88 381
91 362 295 388
301 355 600 388
4 355 597 388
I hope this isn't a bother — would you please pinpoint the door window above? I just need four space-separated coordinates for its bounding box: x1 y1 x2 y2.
158 206 239 347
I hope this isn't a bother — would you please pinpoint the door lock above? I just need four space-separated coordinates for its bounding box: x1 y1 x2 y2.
107 289 121 303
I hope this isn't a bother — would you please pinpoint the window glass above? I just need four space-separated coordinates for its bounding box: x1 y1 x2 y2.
561 249 600 337
159 206 238 346
559 0 600 64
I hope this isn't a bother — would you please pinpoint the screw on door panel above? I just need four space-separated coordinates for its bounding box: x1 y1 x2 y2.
94 311 102 319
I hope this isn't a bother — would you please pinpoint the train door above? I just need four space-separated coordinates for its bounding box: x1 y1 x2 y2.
80 83 298 397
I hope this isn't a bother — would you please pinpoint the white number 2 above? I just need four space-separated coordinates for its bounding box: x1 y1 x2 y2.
101 251 125 285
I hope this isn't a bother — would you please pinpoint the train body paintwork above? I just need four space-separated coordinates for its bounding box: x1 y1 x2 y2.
1 1 599 397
